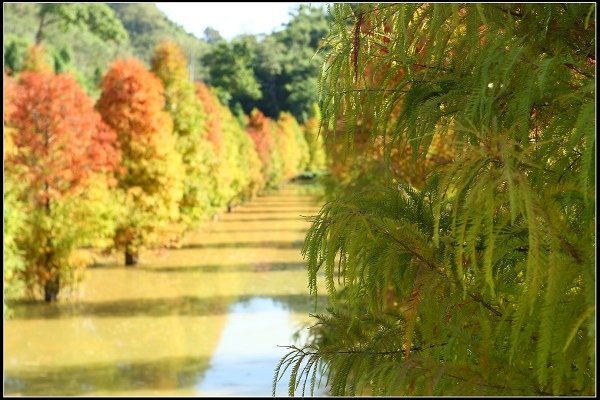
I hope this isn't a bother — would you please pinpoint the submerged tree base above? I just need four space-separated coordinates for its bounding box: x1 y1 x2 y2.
43 277 60 302
125 250 138 266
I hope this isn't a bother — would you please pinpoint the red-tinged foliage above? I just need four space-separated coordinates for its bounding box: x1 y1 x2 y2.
194 82 265 207
328 5 455 188
195 81 223 153
97 58 184 264
97 59 170 152
247 111 285 188
7 71 120 205
246 108 276 171
90 122 124 182
4 70 121 301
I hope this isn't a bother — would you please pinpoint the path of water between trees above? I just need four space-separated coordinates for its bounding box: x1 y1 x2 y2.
4 183 328 396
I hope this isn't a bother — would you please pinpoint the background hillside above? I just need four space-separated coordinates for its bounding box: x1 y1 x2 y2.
3 3 329 122
3 3 209 96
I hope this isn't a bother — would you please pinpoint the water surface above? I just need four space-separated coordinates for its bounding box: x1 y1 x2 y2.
4 184 327 396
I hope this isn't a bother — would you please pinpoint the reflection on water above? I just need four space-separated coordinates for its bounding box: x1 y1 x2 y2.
4 355 211 396
3 184 327 396
195 297 326 396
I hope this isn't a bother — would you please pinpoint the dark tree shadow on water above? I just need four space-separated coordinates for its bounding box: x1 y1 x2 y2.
179 240 304 250
215 217 311 223
4 355 211 396
230 209 319 214
89 261 309 273
202 228 309 234
6 293 329 320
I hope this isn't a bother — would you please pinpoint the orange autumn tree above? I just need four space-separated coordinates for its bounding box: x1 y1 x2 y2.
321 5 454 189
98 58 184 266
222 106 264 204
195 81 232 210
151 41 217 227
5 71 120 302
194 81 223 153
246 108 284 189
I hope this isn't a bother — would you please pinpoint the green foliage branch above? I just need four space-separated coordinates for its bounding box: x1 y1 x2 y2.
275 3 595 396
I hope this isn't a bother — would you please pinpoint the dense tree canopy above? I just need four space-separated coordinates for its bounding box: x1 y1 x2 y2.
3 74 25 314
3 3 328 313
97 58 184 266
34 3 127 45
194 81 264 209
22 44 53 73
201 4 330 122
246 108 284 189
201 39 263 108
271 4 331 121
152 41 217 227
4 3 330 119
195 81 234 209
3 35 29 74
277 111 311 179
276 3 595 396
3 176 25 314
3 3 208 96
5 71 121 301
5 3 595 396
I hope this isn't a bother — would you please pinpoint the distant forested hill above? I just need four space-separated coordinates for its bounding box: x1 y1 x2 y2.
3 3 330 122
108 4 209 80
3 3 209 96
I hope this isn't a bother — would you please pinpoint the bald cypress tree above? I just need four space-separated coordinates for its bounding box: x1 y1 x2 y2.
98 59 184 266
276 3 595 396
6 71 121 300
152 41 217 227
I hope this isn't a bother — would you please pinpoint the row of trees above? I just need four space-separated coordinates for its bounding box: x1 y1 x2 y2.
275 3 595 397
4 41 327 305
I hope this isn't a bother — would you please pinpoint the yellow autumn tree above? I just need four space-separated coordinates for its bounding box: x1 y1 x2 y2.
151 41 217 227
97 58 184 266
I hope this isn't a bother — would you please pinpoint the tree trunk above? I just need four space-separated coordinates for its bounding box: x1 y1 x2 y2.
268 81 280 116
125 247 138 266
44 276 59 302
35 12 46 45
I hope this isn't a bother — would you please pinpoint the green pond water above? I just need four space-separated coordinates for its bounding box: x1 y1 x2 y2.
4 184 328 396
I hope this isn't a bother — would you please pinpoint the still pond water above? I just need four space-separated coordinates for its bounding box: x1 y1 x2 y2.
4 184 328 396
